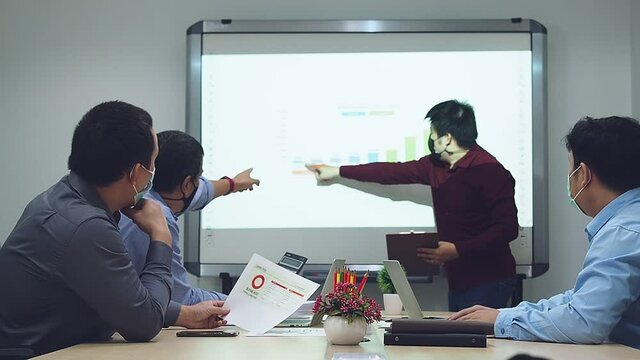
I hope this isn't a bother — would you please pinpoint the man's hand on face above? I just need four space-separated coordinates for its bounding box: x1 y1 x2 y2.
121 199 171 246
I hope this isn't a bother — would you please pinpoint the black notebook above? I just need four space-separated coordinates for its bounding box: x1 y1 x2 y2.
384 332 487 347
390 318 494 335
386 232 440 276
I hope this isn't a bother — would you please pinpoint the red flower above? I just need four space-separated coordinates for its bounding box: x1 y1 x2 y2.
312 283 382 324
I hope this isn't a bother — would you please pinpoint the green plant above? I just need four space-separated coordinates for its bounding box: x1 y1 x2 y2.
377 264 407 294
377 266 396 294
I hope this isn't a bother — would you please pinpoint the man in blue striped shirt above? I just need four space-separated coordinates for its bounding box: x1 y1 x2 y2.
450 116 640 349
119 130 260 305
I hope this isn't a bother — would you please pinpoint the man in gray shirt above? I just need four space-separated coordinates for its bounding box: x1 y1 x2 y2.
0 101 230 356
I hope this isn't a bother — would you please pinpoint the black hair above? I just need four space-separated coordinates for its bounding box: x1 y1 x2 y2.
68 101 154 186
565 116 640 193
152 130 204 193
425 100 478 148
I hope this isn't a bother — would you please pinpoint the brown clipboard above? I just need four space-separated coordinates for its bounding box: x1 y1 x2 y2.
385 232 440 276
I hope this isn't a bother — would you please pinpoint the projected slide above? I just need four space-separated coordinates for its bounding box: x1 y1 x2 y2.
200 51 532 230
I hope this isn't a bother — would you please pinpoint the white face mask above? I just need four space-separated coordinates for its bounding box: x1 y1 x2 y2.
131 164 155 207
567 164 590 215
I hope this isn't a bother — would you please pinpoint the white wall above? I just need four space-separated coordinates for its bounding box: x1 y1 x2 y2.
0 0 634 304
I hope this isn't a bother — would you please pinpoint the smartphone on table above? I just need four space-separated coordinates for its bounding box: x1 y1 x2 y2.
176 330 239 337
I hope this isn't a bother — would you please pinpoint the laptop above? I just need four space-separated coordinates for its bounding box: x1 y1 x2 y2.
383 260 494 341
383 259 443 320
277 258 346 327
386 232 440 276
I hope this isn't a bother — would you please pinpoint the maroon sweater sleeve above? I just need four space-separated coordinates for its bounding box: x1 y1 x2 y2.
340 157 433 185
455 164 520 257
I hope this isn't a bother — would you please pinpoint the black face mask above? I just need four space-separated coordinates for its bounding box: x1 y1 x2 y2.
179 186 198 214
428 134 448 158
427 137 436 156
162 180 198 216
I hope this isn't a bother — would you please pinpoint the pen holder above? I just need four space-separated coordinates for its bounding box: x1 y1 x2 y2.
383 293 403 315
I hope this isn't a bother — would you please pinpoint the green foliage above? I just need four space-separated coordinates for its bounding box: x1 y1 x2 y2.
377 266 395 294
377 264 407 294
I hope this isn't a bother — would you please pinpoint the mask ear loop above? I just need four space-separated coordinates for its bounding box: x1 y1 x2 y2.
572 163 592 200
442 137 453 155
441 135 467 156
129 166 140 203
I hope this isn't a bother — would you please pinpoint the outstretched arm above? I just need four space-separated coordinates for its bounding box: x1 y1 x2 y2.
306 157 433 186
213 168 260 198
305 164 340 181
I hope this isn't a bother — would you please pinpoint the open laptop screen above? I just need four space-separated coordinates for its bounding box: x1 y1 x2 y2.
383 260 424 320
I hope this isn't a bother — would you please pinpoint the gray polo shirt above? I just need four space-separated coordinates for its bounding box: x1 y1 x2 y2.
0 172 180 356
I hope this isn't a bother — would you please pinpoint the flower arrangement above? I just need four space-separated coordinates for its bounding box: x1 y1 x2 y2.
312 283 382 324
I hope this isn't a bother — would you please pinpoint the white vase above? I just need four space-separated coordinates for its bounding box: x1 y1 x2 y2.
383 293 403 315
323 315 367 345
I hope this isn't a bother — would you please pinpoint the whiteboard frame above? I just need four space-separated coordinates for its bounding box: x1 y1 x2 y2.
184 19 548 279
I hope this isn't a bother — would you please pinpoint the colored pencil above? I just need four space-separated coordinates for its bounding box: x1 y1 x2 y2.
357 271 369 293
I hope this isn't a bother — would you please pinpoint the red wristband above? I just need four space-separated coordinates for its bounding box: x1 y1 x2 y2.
221 176 234 195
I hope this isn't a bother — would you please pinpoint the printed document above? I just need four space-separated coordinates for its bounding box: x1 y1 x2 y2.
224 253 320 333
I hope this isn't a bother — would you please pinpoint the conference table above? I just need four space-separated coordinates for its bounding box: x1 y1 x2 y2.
35 314 639 360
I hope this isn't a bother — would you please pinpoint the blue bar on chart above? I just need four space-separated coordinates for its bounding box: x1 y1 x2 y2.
367 152 379 163
291 157 311 175
348 154 360 164
341 111 366 117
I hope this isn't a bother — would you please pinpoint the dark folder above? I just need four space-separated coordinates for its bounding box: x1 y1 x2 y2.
390 318 494 335
386 232 440 276
384 332 487 347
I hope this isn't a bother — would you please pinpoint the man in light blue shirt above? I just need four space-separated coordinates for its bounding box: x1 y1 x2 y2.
450 116 640 349
120 130 260 305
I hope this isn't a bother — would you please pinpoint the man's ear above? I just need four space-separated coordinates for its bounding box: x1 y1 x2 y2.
444 132 454 144
578 162 592 187
129 163 142 187
180 175 193 194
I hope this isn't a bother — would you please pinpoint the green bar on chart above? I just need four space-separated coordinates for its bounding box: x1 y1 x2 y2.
405 136 417 161
424 130 431 155
386 149 398 162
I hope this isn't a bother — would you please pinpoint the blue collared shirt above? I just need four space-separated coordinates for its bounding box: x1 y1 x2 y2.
120 176 227 305
495 187 640 348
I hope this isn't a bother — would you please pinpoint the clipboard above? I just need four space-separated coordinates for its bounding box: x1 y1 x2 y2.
385 232 440 276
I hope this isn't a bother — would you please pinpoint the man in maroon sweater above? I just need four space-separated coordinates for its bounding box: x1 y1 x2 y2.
307 100 519 311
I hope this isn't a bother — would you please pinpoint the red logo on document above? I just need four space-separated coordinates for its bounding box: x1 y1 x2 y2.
251 274 265 289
